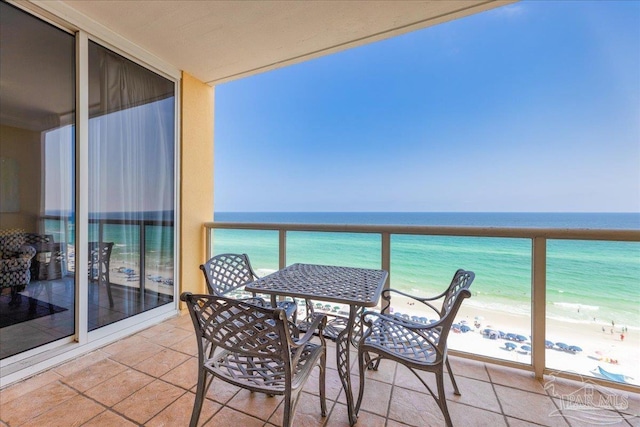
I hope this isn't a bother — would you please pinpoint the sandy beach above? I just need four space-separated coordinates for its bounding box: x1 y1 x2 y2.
386 293 639 385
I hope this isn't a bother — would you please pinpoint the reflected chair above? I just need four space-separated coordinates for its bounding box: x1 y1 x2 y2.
200 253 298 320
0 229 36 306
356 269 474 427
88 242 114 307
180 292 327 427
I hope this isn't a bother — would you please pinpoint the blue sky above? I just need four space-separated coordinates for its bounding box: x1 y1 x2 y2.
214 1 640 213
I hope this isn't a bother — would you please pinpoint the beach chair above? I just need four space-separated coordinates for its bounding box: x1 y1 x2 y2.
356 269 474 427
180 292 328 427
199 253 298 320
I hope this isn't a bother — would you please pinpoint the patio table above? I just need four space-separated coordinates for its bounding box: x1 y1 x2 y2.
245 263 388 426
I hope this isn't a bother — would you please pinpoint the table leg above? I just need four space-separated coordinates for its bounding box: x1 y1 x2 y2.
336 306 357 426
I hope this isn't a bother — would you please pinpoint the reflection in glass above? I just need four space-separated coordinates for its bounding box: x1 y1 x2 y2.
0 2 75 359
87 42 175 330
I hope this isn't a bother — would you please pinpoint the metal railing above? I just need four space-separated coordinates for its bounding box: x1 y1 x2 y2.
205 221 640 391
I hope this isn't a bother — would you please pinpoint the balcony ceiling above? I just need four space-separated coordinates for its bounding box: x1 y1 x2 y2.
56 0 510 85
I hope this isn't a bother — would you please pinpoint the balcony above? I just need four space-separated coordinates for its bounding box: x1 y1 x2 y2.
2 311 638 426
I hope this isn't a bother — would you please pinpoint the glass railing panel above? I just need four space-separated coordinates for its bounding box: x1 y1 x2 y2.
546 239 640 385
390 235 533 364
210 229 280 275
287 232 381 269
144 224 174 298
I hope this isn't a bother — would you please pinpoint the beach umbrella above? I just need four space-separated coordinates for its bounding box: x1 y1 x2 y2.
505 342 517 351
506 333 517 341
545 340 554 349
568 345 583 353
521 345 532 353
419 316 428 324
460 325 471 333
515 335 527 342
411 315 420 322
499 331 506 339
488 330 500 340
556 342 569 351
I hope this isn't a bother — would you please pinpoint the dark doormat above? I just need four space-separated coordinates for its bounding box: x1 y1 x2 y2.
0 294 68 328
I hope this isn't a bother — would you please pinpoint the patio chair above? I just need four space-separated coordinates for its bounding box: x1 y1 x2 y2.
88 242 114 307
180 292 327 427
199 253 298 320
356 269 474 427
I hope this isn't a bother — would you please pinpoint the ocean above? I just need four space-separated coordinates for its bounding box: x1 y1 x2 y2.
212 212 640 331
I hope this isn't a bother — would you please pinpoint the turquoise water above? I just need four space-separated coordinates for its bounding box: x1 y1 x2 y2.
212 212 640 330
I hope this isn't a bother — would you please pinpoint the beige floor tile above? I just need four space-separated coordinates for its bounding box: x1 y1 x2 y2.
203 406 264 427
448 401 508 427
302 366 344 402
268 391 329 427
145 326 194 348
107 339 166 367
358 357 397 384
388 384 445 426
60 357 127 392
161 356 199 390
52 350 109 377
146 391 222 427
84 368 155 407
449 375 502 413
112 379 186 424
352 378 391 416
448 355 491 381
0 381 77 426
19 394 105 427
136 321 176 339
0 370 62 404
82 410 138 426
494 384 569 426
101 334 149 356
506 417 551 426
201 377 241 405
227 388 283 421
551 397 629 427
133 347 190 377
487 364 546 394
170 334 199 356
329 403 386 427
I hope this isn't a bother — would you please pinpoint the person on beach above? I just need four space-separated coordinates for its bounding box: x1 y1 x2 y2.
621 333 625 341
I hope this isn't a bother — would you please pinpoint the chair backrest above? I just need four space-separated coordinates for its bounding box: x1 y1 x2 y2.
199 253 258 296
88 241 113 283
432 269 474 353
180 292 292 370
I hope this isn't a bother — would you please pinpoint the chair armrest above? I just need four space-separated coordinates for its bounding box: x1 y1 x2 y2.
17 244 36 259
361 309 444 330
380 288 441 317
291 313 327 348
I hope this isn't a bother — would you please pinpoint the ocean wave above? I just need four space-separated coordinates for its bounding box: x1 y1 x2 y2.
553 302 599 311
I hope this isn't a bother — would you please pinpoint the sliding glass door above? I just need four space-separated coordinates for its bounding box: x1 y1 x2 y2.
87 42 175 330
0 1 177 357
0 2 76 358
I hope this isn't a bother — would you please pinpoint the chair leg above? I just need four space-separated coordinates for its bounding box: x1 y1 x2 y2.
445 357 460 396
283 390 294 427
190 368 212 427
436 370 454 427
319 352 327 416
355 348 367 415
104 279 114 308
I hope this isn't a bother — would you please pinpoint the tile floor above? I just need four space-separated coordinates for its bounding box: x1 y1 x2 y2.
1 312 639 427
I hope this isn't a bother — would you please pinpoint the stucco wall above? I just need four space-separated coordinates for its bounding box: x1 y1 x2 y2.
179 72 214 300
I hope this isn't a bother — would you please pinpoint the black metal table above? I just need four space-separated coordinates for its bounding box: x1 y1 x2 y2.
245 263 388 426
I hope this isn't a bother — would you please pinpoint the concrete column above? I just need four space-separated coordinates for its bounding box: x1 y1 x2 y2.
180 72 213 302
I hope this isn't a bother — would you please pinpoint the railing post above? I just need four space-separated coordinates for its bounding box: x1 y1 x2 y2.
279 229 286 269
381 232 391 314
532 236 547 379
